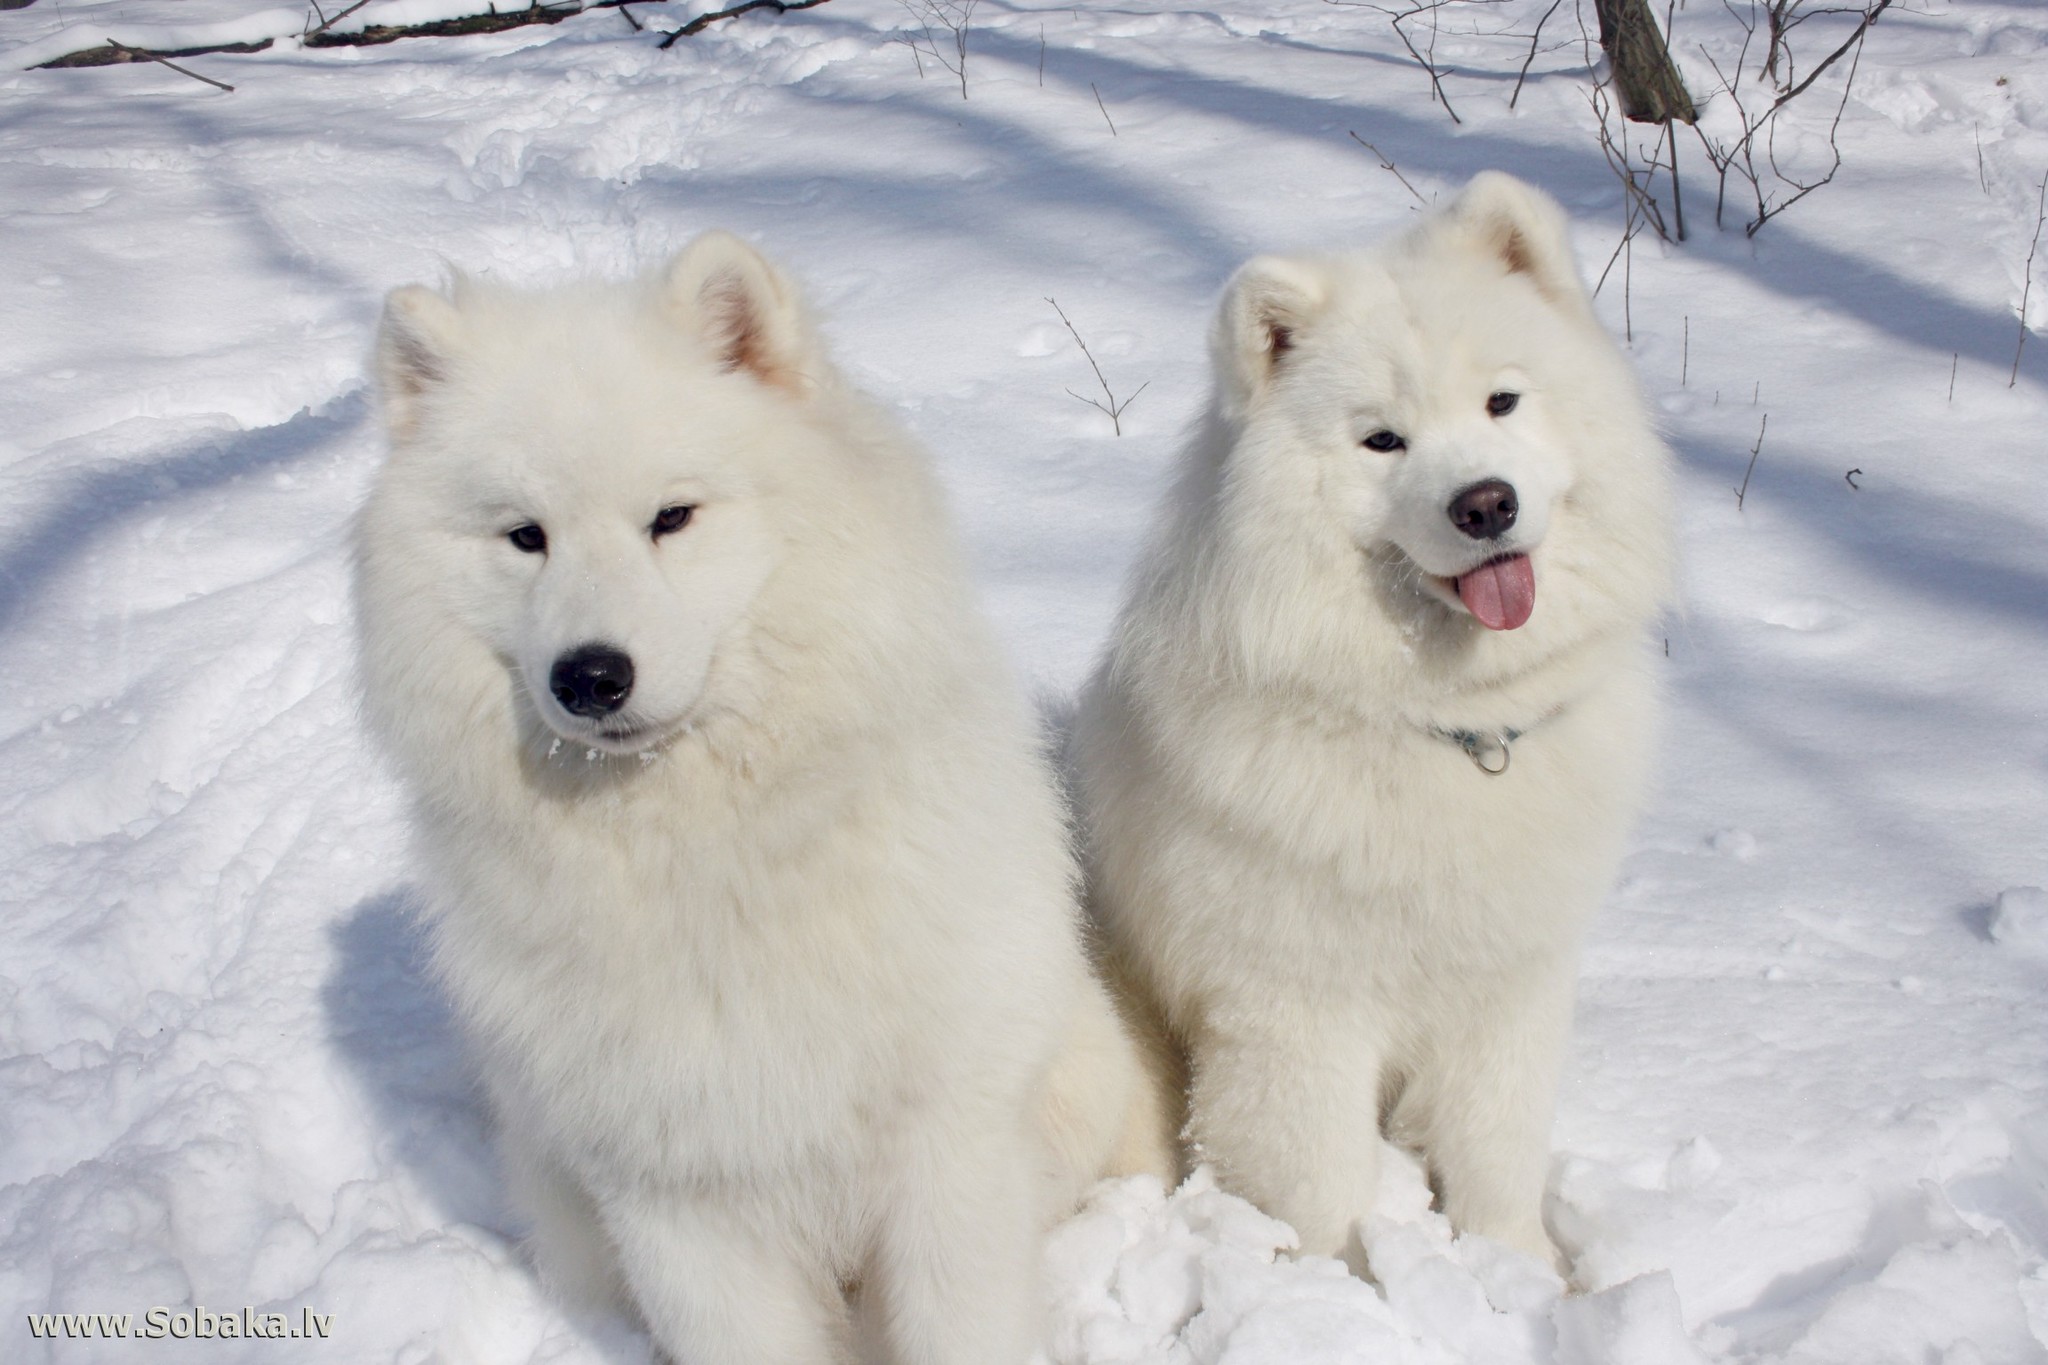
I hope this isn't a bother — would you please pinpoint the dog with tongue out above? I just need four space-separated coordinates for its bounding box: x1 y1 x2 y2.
1071 172 1674 1277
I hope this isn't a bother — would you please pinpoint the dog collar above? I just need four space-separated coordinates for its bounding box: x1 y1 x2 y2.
1426 705 1563 776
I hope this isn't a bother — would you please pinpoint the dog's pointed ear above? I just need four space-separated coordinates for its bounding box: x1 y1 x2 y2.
661 232 815 391
376 284 467 441
1214 254 1329 411
1442 172 1589 313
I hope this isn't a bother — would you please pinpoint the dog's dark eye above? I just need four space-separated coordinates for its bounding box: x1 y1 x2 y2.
508 523 547 554
1487 391 1520 417
1362 430 1407 453
651 505 694 539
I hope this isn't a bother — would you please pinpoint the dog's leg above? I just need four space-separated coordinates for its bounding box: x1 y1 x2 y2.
872 1120 1038 1365
499 1128 625 1311
1394 965 1574 1269
1187 1014 1385 1265
1039 971 1179 1217
600 1192 846 1365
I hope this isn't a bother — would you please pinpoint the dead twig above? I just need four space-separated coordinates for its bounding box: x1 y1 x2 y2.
1691 0 1887 236
308 1 577 48
1735 412 1768 510
39 36 272 68
1046 297 1148 437
893 0 976 98
1348 131 1428 206
103 39 235 90
303 0 373 39
1378 0 1469 125
2013 169 2048 388
660 0 834 50
1510 0 1563 109
1091 83 1117 136
1770 0 1889 110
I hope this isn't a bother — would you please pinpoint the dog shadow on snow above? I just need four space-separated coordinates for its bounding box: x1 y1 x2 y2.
322 890 654 1363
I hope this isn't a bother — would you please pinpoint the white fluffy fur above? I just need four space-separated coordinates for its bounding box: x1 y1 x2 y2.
355 233 1157 1365
1070 173 1674 1271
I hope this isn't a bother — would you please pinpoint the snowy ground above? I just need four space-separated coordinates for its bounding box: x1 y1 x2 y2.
4 1 2047 1361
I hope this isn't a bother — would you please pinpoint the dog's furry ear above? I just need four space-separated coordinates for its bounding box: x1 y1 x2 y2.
376 285 467 441
1442 172 1589 312
662 232 815 391
1214 255 1329 411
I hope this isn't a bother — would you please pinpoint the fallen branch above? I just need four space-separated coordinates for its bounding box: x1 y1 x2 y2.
96 39 236 86
307 1 578 48
32 0 831 69
304 0 374 40
39 37 272 68
99 39 237 88
659 0 833 50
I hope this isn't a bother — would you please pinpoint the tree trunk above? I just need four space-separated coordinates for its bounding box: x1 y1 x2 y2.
1594 0 1697 125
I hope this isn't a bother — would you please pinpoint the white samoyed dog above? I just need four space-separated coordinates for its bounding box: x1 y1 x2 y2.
1070 173 1673 1271
354 233 1159 1364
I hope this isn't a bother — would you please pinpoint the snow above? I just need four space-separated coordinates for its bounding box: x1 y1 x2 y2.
3 0 2047 1361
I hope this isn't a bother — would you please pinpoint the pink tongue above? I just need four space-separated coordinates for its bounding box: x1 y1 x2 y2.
1456 554 1536 630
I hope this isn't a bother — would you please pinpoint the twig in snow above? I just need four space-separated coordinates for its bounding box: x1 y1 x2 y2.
2012 169 2048 388
1690 0 1888 237
1592 217 1643 298
306 2 577 49
1948 352 1957 402
660 0 834 50
1347 131 1427 207
1976 125 1988 195
1510 0 1562 109
893 0 976 99
1091 83 1116 136
1771 0 1890 111
1682 315 1690 386
1046 297 1148 437
303 0 372 39
1623 204 1636 342
1844 467 1862 489
1331 0 1512 125
1735 413 1768 510
103 40 234 90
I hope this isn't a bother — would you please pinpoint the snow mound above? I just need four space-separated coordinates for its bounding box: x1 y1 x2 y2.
1992 888 2048 954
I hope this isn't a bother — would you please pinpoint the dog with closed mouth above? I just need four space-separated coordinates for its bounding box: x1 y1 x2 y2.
354 233 1161 1364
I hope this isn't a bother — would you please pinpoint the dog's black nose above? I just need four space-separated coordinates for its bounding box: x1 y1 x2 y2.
1448 479 1519 540
550 645 635 717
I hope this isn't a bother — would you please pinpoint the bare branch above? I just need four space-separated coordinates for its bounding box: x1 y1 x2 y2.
1735 412 1767 510
103 40 235 90
892 0 976 98
303 0 373 39
2013 169 2048 388
1348 131 1428 206
1511 0 1563 109
661 0 834 50
1091 83 1117 136
1046 297 1148 437
1771 0 1888 108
